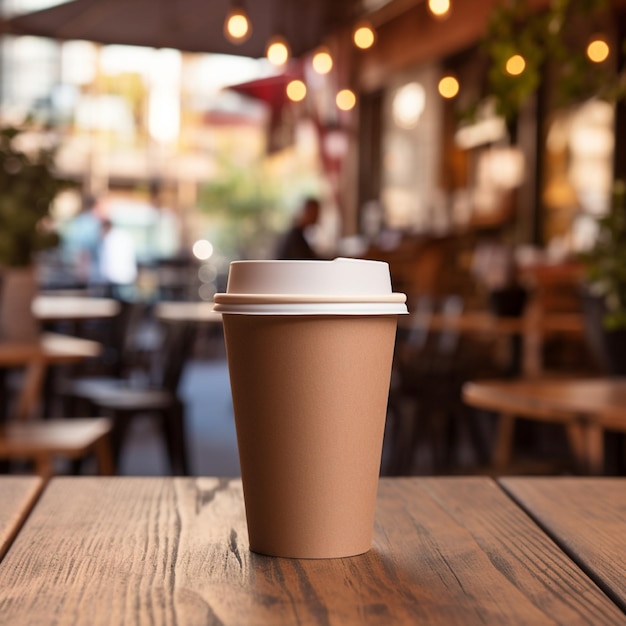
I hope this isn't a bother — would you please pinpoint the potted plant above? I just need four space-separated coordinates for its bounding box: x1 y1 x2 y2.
0 124 71 341
580 179 626 374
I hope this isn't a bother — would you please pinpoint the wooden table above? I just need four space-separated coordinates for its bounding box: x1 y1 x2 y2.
0 476 42 559
463 377 626 473
154 300 222 324
501 477 626 612
32 295 120 322
0 332 102 421
400 310 584 377
1 476 625 624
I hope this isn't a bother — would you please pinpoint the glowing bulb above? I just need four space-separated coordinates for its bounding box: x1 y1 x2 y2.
353 22 375 49
286 79 307 102
192 239 214 261
312 48 333 74
587 38 609 63
223 7 251 44
505 54 526 76
336 89 356 111
266 35 290 66
438 75 459 98
428 0 451 18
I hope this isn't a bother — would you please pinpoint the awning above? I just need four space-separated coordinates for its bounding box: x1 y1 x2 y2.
1 0 352 59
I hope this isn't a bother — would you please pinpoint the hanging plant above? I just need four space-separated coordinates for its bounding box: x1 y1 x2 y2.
477 0 623 122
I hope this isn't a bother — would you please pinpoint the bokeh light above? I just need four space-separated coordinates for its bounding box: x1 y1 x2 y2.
428 0 451 18
587 38 610 63
505 54 526 76
266 36 290 66
336 89 356 111
438 75 459 98
192 239 214 260
286 79 307 102
353 23 376 50
312 48 333 74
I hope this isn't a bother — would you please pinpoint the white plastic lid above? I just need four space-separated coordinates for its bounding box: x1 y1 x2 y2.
213 258 408 316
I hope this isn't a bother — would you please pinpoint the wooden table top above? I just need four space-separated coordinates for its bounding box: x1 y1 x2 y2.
154 300 222 323
0 332 102 366
0 477 42 559
464 377 626 427
501 477 626 613
32 295 120 322
1 476 624 624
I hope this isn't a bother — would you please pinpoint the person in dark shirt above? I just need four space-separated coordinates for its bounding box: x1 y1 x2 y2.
275 197 321 260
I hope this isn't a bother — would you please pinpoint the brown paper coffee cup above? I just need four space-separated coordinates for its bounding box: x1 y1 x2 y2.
222 313 398 559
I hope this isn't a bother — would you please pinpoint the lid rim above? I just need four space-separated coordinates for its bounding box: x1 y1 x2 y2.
214 293 407 304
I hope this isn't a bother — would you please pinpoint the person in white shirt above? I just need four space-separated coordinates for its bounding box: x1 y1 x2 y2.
99 219 137 299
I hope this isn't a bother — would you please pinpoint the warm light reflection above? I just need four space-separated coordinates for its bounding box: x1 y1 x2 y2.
353 22 376 49
392 82 425 128
286 79 307 102
505 54 526 76
336 89 356 111
224 7 251 44
438 75 459 98
587 38 610 63
266 36 290 66
312 48 333 74
428 0 451 18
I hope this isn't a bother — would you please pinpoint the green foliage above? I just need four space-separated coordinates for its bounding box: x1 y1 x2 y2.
0 125 73 267
197 162 285 259
581 180 626 329
480 0 622 122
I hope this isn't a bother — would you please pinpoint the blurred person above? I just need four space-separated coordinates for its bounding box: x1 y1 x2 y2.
99 219 138 300
275 197 323 260
62 194 103 286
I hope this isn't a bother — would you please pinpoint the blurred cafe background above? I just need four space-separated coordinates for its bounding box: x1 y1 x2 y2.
1 0 626 478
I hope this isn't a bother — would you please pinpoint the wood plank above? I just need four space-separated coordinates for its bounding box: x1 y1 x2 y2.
0 477 43 560
0 477 622 624
500 477 626 613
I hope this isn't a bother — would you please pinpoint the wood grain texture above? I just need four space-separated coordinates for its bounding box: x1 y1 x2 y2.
501 477 626 614
0 477 42 560
0 477 623 625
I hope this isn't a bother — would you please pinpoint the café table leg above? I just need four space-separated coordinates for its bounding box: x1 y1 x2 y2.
584 422 605 475
15 360 47 422
493 412 515 471
94 436 114 476
34 454 54 482
565 422 589 473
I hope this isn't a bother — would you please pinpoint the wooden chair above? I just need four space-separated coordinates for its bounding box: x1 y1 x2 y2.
387 295 470 474
63 321 196 475
0 417 114 480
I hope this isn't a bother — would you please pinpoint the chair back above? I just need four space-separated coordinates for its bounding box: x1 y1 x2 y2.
436 295 464 356
152 321 197 393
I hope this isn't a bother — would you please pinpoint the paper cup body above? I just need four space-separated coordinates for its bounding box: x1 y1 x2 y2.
222 314 397 558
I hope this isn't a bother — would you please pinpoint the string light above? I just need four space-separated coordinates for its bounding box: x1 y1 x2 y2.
587 37 610 63
312 47 333 74
505 54 526 76
438 75 459 98
223 2 251 44
266 35 290 66
336 89 356 111
428 0 451 19
353 21 376 50
286 79 307 102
